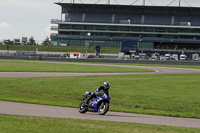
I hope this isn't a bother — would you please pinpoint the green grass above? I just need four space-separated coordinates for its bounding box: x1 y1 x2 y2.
0 73 200 118
123 63 200 69
1 59 200 72
80 61 200 69
0 60 153 72
0 44 120 54
0 114 199 133
79 61 200 69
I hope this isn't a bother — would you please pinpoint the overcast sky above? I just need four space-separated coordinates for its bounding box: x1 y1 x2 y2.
0 0 200 43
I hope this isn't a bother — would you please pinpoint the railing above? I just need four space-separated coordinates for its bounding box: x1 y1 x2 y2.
51 18 200 27
51 19 59 24
51 19 66 24
50 33 57 36
51 26 58 31
138 48 200 53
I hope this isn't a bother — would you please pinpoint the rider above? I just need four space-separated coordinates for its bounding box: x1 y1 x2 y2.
85 81 110 105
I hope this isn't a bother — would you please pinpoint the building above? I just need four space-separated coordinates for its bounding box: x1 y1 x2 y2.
69 52 87 58
50 2 200 58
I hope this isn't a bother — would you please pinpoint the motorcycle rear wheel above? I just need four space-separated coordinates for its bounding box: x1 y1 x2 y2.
98 102 109 115
78 101 88 113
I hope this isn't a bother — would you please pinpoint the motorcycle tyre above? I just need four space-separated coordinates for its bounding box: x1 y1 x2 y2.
78 101 88 113
98 102 109 115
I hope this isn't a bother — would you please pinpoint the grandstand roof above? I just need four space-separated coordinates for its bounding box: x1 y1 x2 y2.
55 3 200 15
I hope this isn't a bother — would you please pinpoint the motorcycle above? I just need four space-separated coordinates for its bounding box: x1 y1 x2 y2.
78 91 111 115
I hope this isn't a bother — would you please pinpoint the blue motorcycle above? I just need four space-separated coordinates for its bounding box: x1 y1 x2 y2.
78 91 111 115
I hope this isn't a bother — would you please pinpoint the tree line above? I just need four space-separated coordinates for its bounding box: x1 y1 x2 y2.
1 37 51 46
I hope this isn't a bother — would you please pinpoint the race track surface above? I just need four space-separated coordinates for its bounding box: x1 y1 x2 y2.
0 60 200 128
0 101 200 128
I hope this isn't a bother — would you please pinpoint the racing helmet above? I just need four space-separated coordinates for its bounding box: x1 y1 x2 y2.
103 82 110 90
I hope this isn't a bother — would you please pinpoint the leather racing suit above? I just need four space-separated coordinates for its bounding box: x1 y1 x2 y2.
85 86 110 104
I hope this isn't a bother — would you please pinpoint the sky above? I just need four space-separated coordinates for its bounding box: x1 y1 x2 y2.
0 0 200 43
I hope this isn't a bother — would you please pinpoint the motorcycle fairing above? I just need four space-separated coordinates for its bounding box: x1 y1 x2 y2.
93 97 104 111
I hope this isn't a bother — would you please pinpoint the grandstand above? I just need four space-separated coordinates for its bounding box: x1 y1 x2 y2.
50 2 200 57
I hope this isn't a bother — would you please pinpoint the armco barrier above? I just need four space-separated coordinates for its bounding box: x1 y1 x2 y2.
0 55 42 60
0 55 200 65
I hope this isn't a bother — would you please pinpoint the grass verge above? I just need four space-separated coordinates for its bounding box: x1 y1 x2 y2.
121 63 200 69
0 114 199 133
0 60 153 73
0 73 200 118
1 59 200 70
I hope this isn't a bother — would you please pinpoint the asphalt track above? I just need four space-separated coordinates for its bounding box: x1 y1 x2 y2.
0 60 200 128
1 101 200 128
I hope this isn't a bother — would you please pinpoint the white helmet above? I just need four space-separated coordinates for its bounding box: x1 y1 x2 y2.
103 82 110 90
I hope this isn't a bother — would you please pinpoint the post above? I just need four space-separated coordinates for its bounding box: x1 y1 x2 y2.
7 45 9 56
86 33 91 54
179 0 181 7
143 0 145 6
61 7 62 21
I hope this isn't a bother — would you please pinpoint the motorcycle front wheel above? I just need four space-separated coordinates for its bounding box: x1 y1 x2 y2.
78 101 88 113
98 102 109 115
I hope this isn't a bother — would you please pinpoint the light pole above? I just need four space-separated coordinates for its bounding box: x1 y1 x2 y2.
143 0 145 6
21 34 24 44
86 33 91 54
